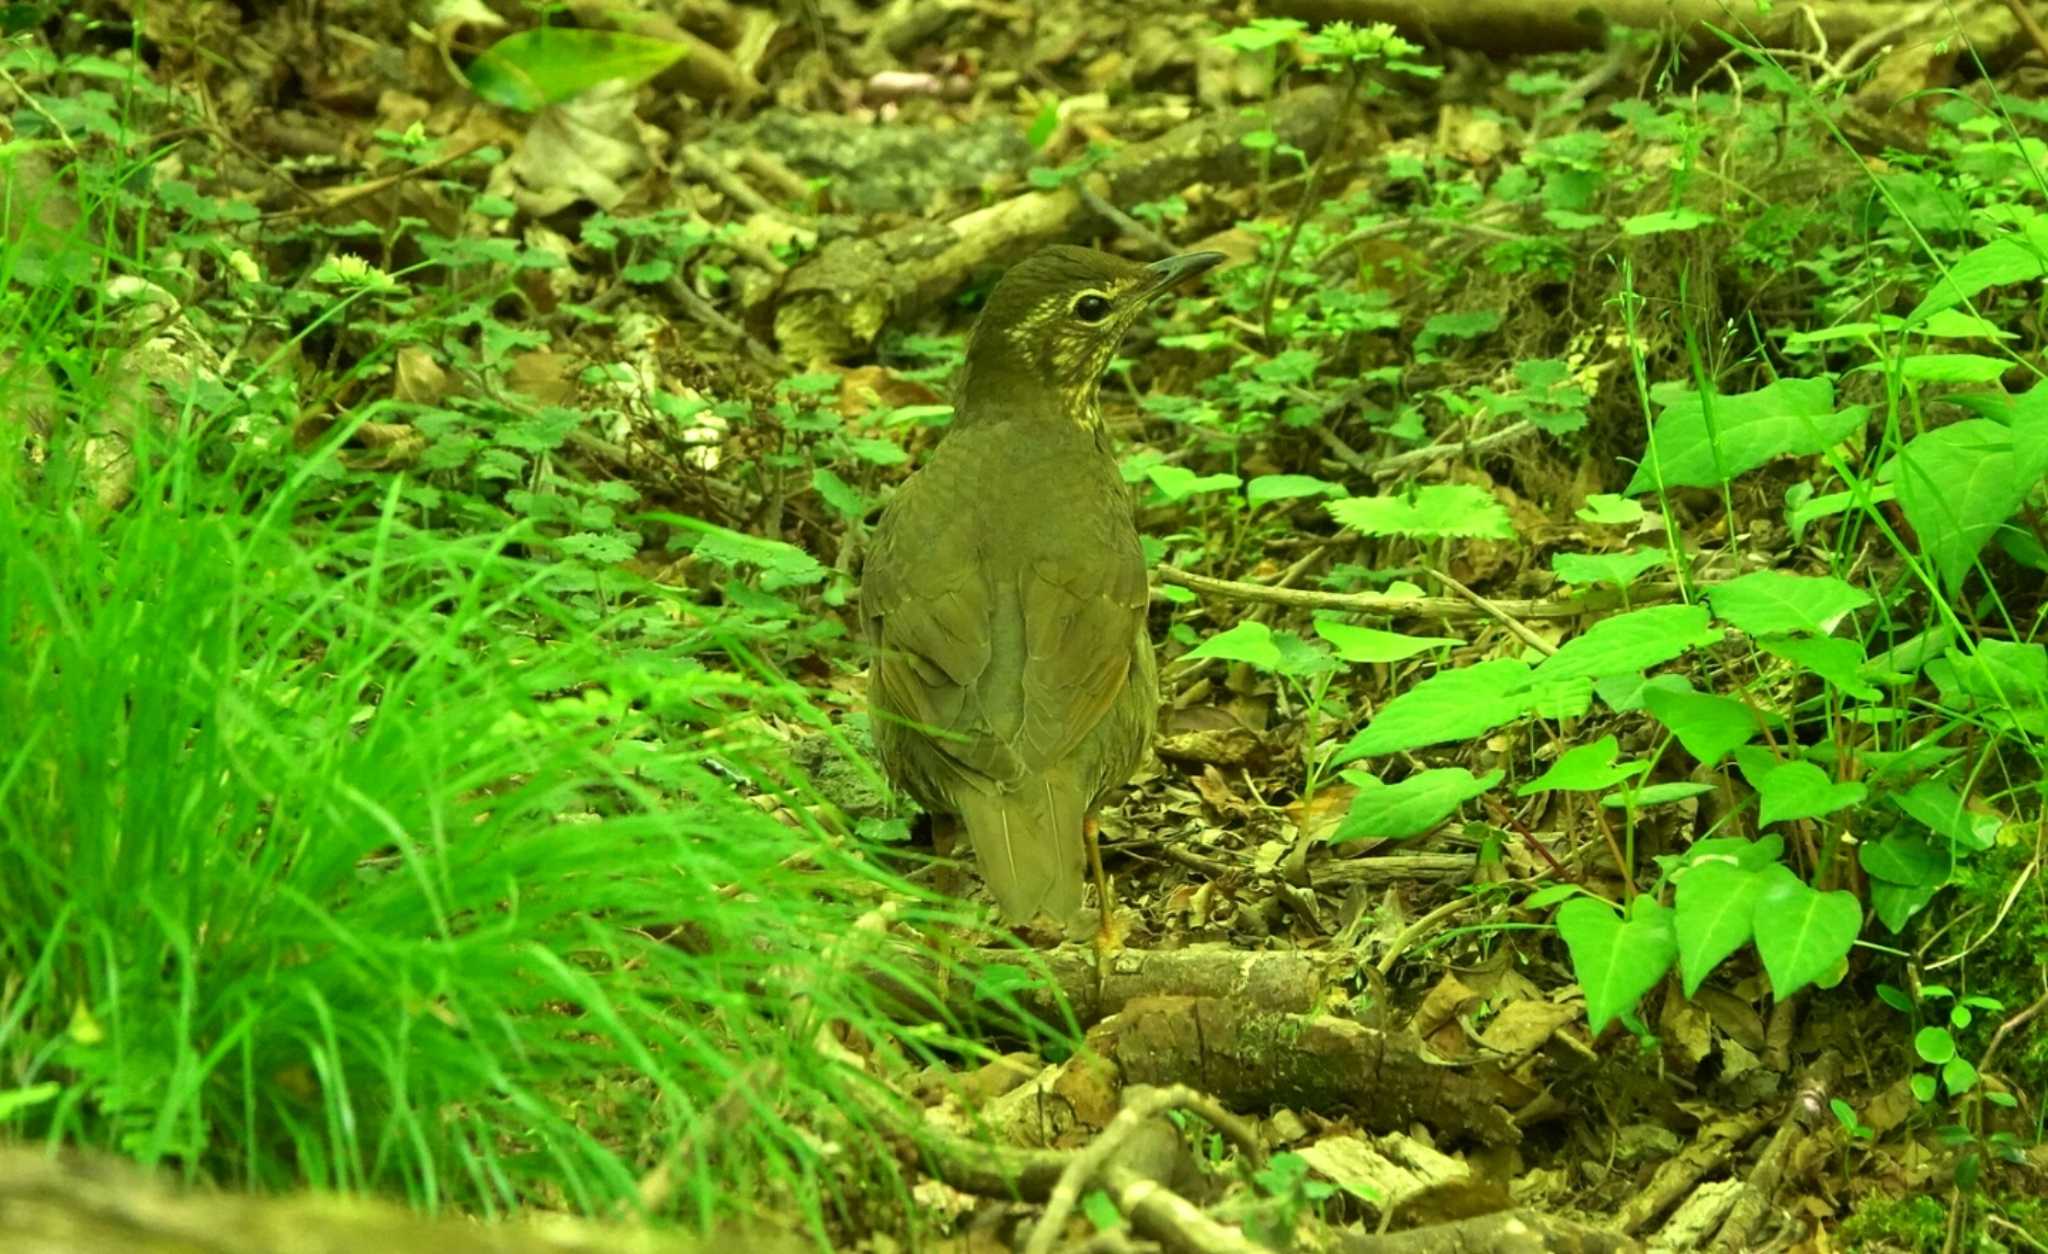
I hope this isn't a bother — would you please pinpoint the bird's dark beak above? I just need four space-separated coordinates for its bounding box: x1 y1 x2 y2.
1142 250 1226 296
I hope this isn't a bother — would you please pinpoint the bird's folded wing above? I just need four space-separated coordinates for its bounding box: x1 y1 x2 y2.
865 527 1145 788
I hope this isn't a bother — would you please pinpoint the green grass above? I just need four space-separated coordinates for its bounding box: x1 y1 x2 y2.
0 173 1027 1238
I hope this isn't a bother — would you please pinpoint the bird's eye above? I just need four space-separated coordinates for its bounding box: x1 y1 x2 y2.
1070 293 1113 323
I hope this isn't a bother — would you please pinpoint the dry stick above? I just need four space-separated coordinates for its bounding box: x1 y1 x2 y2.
260 142 487 222
1077 179 1176 258
664 275 791 375
1022 1085 1264 1254
1422 567 1557 656
2004 0 2048 62
1156 566 1690 622
1369 419 1537 483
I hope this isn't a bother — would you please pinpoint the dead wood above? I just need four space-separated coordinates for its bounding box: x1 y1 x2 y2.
1263 0 2012 57
868 946 1328 1032
1329 1209 1642 1252
770 85 1346 363
1093 997 1522 1146
0 1148 798 1254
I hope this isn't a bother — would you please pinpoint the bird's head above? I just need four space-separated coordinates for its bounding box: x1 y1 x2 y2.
959 245 1225 429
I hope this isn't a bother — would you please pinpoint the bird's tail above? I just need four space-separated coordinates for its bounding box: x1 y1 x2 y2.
954 773 1088 927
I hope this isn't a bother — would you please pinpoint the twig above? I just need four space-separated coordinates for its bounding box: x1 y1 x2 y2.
1023 1085 1263 1254
2003 0 2048 64
1077 178 1175 258
261 142 486 222
1422 567 1556 656
1370 420 1538 482
664 276 791 374
678 142 805 236
1157 566 1692 622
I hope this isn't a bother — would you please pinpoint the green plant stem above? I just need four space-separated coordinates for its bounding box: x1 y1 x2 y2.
1258 63 1364 341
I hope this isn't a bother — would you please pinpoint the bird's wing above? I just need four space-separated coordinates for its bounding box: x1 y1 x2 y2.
862 462 1146 788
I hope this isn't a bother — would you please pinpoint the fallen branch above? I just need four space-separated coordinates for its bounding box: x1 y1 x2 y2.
1157 566 1692 621
1025 1084 1263 1254
771 85 1346 362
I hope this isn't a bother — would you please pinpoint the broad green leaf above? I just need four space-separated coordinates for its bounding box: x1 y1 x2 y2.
1329 657 1534 763
1674 861 1766 995
1147 464 1243 502
1575 493 1646 526
1760 636 1880 700
1247 473 1345 506
1641 683 1759 765
1752 867 1861 999
1622 207 1717 235
1925 639 2048 725
1551 547 1670 589
1882 419 2029 593
1535 603 1719 680
1326 484 1516 540
1891 780 1999 853
1557 897 1677 1035
1902 224 2048 326
691 526 824 589
1914 1026 1956 1065
1330 767 1503 843
1859 830 1949 887
1754 761 1867 825
1527 673 1593 720
467 28 690 111
1183 620 1282 670
1897 353 2013 384
810 467 865 521
1625 378 1863 493
1415 308 1503 353
1516 735 1647 795
1706 571 1872 636
1313 619 1461 664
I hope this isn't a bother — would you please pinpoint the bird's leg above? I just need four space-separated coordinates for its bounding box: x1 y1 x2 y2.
1086 815 1126 955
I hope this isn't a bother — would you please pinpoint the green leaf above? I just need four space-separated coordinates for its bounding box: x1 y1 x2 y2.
1625 378 1864 493
1312 620 1461 664
1881 418 2030 593
690 526 824 590
1247 473 1345 506
1329 658 1534 763
811 467 866 521
1674 861 1766 996
1575 493 1647 526
1147 464 1244 502
1621 208 1718 235
1914 1026 1956 1065
466 27 689 111
1754 761 1867 825
1415 309 1503 353
1641 683 1759 765
1183 620 1282 670
1760 636 1881 700
1330 767 1503 843
1557 897 1677 1036
1535 604 1719 681
1751 867 1861 999
1326 484 1517 540
1516 735 1647 795
1903 226 2048 326
1897 353 2013 384
1551 547 1670 589
1706 571 1873 636
1891 780 1998 853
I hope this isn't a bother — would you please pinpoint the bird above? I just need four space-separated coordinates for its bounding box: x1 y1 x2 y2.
860 244 1225 935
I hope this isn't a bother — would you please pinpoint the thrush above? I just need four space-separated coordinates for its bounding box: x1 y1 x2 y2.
860 244 1224 932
